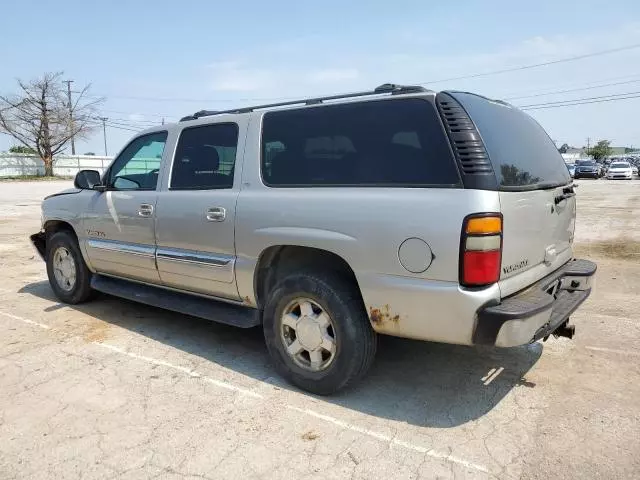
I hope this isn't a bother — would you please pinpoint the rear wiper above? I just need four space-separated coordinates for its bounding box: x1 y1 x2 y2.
554 185 576 204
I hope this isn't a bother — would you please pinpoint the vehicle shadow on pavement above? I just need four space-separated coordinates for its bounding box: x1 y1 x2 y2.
20 281 542 428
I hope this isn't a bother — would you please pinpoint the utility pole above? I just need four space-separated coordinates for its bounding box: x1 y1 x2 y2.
63 80 76 154
99 117 108 155
161 117 165 125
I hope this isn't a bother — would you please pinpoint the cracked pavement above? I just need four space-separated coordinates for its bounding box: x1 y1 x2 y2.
0 180 639 479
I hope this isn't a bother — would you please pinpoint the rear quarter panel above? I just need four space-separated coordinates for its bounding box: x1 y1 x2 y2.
234 114 502 341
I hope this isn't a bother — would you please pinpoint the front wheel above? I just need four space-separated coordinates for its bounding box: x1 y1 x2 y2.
263 272 377 395
46 231 95 304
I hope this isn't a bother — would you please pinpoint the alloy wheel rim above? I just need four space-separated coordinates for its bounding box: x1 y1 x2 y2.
280 298 337 372
52 247 76 292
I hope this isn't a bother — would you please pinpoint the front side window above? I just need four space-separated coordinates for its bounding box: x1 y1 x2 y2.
108 131 167 190
261 98 459 187
170 123 238 190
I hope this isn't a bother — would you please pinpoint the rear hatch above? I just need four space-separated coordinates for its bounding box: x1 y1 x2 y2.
447 92 575 297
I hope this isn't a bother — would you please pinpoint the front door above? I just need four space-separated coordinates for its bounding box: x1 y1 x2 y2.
84 131 168 284
155 121 244 300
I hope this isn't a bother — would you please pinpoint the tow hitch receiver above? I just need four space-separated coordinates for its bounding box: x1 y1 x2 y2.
543 320 576 341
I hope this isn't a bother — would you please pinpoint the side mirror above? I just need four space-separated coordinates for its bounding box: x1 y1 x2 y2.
74 170 103 190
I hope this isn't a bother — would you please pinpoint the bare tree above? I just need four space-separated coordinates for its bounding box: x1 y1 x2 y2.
0 72 103 176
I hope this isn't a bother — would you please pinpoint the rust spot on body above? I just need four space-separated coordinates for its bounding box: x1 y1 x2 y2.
369 305 400 326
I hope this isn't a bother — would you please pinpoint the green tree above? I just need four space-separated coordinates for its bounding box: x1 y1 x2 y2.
9 145 37 154
587 140 612 161
558 143 569 154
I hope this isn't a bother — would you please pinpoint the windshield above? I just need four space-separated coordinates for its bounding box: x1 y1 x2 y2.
581 162 596 167
449 92 571 190
610 163 630 168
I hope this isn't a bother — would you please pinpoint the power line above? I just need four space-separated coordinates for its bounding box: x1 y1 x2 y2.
521 93 640 110
95 73 640 122
517 90 640 108
504 76 640 100
416 43 640 85
71 43 640 112
88 120 139 132
499 72 640 98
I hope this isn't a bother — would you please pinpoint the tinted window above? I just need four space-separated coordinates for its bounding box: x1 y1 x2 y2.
451 92 571 190
261 99 459 187
171 123 238 190
109 131 167 190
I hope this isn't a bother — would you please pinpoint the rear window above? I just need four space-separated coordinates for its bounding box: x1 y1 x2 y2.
611 163 629 168
451 92 571 190
261 98 460 187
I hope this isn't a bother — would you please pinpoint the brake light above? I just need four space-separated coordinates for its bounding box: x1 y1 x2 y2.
460 214 502 287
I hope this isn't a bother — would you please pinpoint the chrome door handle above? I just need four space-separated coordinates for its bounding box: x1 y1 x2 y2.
206 207 226 222
138 203 154 217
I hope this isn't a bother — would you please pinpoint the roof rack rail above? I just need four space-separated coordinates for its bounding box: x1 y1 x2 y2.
179 83 429 121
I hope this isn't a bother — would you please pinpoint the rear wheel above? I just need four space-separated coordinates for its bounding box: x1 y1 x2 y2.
263 272 376 395
46 231 94 304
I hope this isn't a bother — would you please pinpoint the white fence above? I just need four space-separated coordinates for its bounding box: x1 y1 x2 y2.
0 153 113 178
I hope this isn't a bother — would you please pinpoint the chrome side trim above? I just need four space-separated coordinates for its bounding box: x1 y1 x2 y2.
156 247 232 267
87 239 155 258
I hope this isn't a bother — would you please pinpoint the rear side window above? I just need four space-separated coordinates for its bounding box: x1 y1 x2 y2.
451 92 571 190
170 123 238 190
261 98 459 187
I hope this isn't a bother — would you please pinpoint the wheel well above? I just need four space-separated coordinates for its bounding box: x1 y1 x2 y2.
254 246 361 308
44 220 78 242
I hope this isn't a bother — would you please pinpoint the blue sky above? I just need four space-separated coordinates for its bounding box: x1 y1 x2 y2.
1 0 639 154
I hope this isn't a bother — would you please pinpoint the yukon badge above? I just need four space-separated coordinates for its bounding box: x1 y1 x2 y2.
503 259 529 275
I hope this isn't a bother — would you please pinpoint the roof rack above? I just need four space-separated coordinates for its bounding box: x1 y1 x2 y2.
179 83 429 121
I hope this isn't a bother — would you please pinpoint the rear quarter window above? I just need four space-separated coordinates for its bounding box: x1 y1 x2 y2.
450 92 571 190
260 98 460 187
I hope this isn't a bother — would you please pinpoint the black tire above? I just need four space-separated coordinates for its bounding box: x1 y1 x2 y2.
263 272 377 395
46 231 94 304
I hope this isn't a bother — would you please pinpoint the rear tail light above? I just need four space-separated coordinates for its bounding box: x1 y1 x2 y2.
460 214 502 287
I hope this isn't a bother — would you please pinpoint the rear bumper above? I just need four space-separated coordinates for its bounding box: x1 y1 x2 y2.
474 259 597 347
30 231 46 261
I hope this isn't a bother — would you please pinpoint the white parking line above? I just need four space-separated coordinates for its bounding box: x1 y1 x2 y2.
5 313 489 474
0 310 50 330
286 406 490 473
585 346 640 357
92 342 265 399
93 341 489 474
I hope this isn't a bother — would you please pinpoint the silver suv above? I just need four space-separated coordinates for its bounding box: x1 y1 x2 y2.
31 84 596 394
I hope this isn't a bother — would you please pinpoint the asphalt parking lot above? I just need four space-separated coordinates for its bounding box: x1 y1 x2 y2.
0 179 639 480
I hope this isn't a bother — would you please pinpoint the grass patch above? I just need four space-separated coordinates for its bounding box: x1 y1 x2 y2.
574 238 640 259
0 175 73 182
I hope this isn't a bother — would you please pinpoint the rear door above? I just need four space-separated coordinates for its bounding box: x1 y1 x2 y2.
449 92 574 297
154 120 245 300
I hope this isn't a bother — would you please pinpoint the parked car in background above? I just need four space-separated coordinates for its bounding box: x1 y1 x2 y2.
574 160 600 179
606 162 634 180
567 163 576 178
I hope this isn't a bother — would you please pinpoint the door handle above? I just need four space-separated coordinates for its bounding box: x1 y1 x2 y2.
138 203 154 217
206 207 226 222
